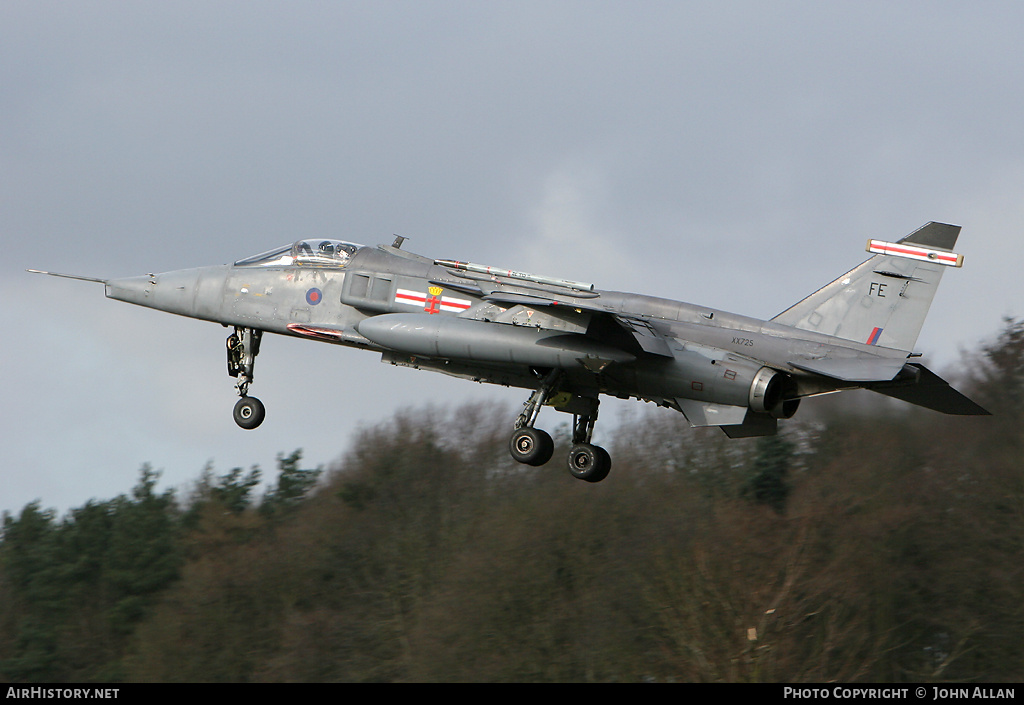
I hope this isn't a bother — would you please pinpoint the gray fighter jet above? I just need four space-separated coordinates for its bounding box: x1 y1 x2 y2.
31 222 988 482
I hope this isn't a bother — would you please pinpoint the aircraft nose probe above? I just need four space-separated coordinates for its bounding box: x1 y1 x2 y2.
27 270 108 284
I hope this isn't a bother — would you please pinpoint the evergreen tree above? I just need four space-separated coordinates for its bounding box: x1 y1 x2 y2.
743 433 795 513
0 502 62 681
0 467 181 681
260 450 321 516
212 466 263 514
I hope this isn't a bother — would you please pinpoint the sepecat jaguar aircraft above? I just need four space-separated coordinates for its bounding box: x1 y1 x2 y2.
30 222 988 483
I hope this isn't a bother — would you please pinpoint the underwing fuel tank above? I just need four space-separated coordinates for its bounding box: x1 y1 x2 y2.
356 314 635 369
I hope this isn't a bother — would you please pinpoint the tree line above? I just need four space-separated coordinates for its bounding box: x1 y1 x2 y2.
1 320 1022 682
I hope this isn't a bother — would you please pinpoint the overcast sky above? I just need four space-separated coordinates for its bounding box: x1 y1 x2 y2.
3 1 1022 517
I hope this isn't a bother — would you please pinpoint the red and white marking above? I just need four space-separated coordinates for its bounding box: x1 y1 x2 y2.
438 296 472 313
395 288 428 307
394 288 472 314
867 240 964 267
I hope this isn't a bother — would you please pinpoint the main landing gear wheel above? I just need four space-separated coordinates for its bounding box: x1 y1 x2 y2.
509 427 555 467
233 396 266 430
508 370 561 467
568 443 611 483
563 398 610 482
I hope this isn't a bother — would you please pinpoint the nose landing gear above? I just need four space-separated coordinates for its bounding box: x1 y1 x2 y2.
227 327 265 430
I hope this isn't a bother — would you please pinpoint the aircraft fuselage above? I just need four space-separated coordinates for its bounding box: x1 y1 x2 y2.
33 222 984 482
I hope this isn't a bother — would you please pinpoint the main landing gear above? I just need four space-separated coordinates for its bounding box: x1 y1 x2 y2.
227 326 265 430
509 372 558 467
508 372 611 483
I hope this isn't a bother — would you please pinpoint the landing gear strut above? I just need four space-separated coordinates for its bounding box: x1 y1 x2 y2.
227 326 265 429
509 370 558 467
566 398 611 483
507 372 611 483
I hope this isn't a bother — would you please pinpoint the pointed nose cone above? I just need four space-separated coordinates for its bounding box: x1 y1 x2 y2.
105 275 154 306
105 269 202 318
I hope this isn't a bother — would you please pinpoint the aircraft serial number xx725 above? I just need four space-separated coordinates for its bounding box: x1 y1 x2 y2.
31 222 988 483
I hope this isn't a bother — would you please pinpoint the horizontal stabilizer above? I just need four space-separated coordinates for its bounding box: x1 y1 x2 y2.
790 356 908 382
868 364 991 415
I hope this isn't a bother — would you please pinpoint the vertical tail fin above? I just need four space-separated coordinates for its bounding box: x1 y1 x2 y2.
771 222 962 352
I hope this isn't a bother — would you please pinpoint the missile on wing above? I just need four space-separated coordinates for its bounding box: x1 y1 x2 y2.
434 259 595 291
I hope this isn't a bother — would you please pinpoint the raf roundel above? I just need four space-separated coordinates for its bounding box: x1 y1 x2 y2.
306 288 323 306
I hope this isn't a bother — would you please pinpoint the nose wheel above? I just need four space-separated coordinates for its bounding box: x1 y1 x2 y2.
233 396 266 430
226 326 265 430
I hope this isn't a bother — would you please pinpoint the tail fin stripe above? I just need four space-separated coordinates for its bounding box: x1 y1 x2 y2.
867 240 964 267
772 223 963 353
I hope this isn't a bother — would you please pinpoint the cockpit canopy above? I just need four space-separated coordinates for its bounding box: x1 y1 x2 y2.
234 239 364 268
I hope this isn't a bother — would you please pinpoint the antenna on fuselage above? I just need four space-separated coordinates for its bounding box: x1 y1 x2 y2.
392 234 408 249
